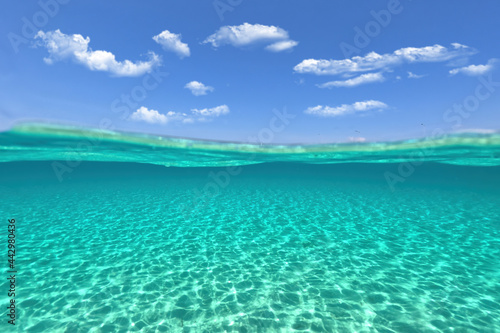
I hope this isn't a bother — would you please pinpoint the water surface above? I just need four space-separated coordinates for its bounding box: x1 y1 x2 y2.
0 124 499 332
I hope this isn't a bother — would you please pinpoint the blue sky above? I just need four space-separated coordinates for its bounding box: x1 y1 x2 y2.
1 0 499 143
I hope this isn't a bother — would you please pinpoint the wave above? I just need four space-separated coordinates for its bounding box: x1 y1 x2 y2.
1 123 499 167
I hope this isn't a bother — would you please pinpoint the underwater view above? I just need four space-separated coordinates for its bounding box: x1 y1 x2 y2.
1 124 499 332
2 1 500 332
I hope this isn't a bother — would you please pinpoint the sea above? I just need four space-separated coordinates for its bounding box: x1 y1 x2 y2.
0 123 499 332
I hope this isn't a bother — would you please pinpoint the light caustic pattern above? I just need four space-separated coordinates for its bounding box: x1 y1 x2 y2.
1 164 499 332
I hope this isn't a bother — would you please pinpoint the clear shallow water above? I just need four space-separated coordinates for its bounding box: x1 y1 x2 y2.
1 123 500 167
0 125 500 332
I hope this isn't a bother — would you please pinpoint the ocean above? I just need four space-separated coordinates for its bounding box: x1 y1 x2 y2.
1 124 499 332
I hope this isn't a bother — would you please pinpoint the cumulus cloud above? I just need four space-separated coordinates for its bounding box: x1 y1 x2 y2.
203 23 298 52
305 100 387 117
130 105 230 124
449 59 496 76
265 40 299 52
294 43 475 76
153 30 190 58
184 81 214 96
35 30 160 77
407 71 426 79
317 72 384 88
191 104 229 117
130 107 168 124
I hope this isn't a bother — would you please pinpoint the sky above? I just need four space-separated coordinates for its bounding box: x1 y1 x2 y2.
1 0 499 144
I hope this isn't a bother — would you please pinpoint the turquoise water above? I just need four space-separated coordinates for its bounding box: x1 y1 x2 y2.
1 124 500 332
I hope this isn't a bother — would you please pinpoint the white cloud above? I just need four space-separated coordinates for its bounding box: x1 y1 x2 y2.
407 71 426 79
449 59 496 76
295 78 305 85
318 72 384 88
348 137 367 143
153 30 190 58
130 105 230 124
305 100 387 117
130 107 168 124
454 128 496 134
294 43 475 76
203 23 298 52
35 30 160 77
265 40 299 52
191 104 230 117
184 81 214 96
